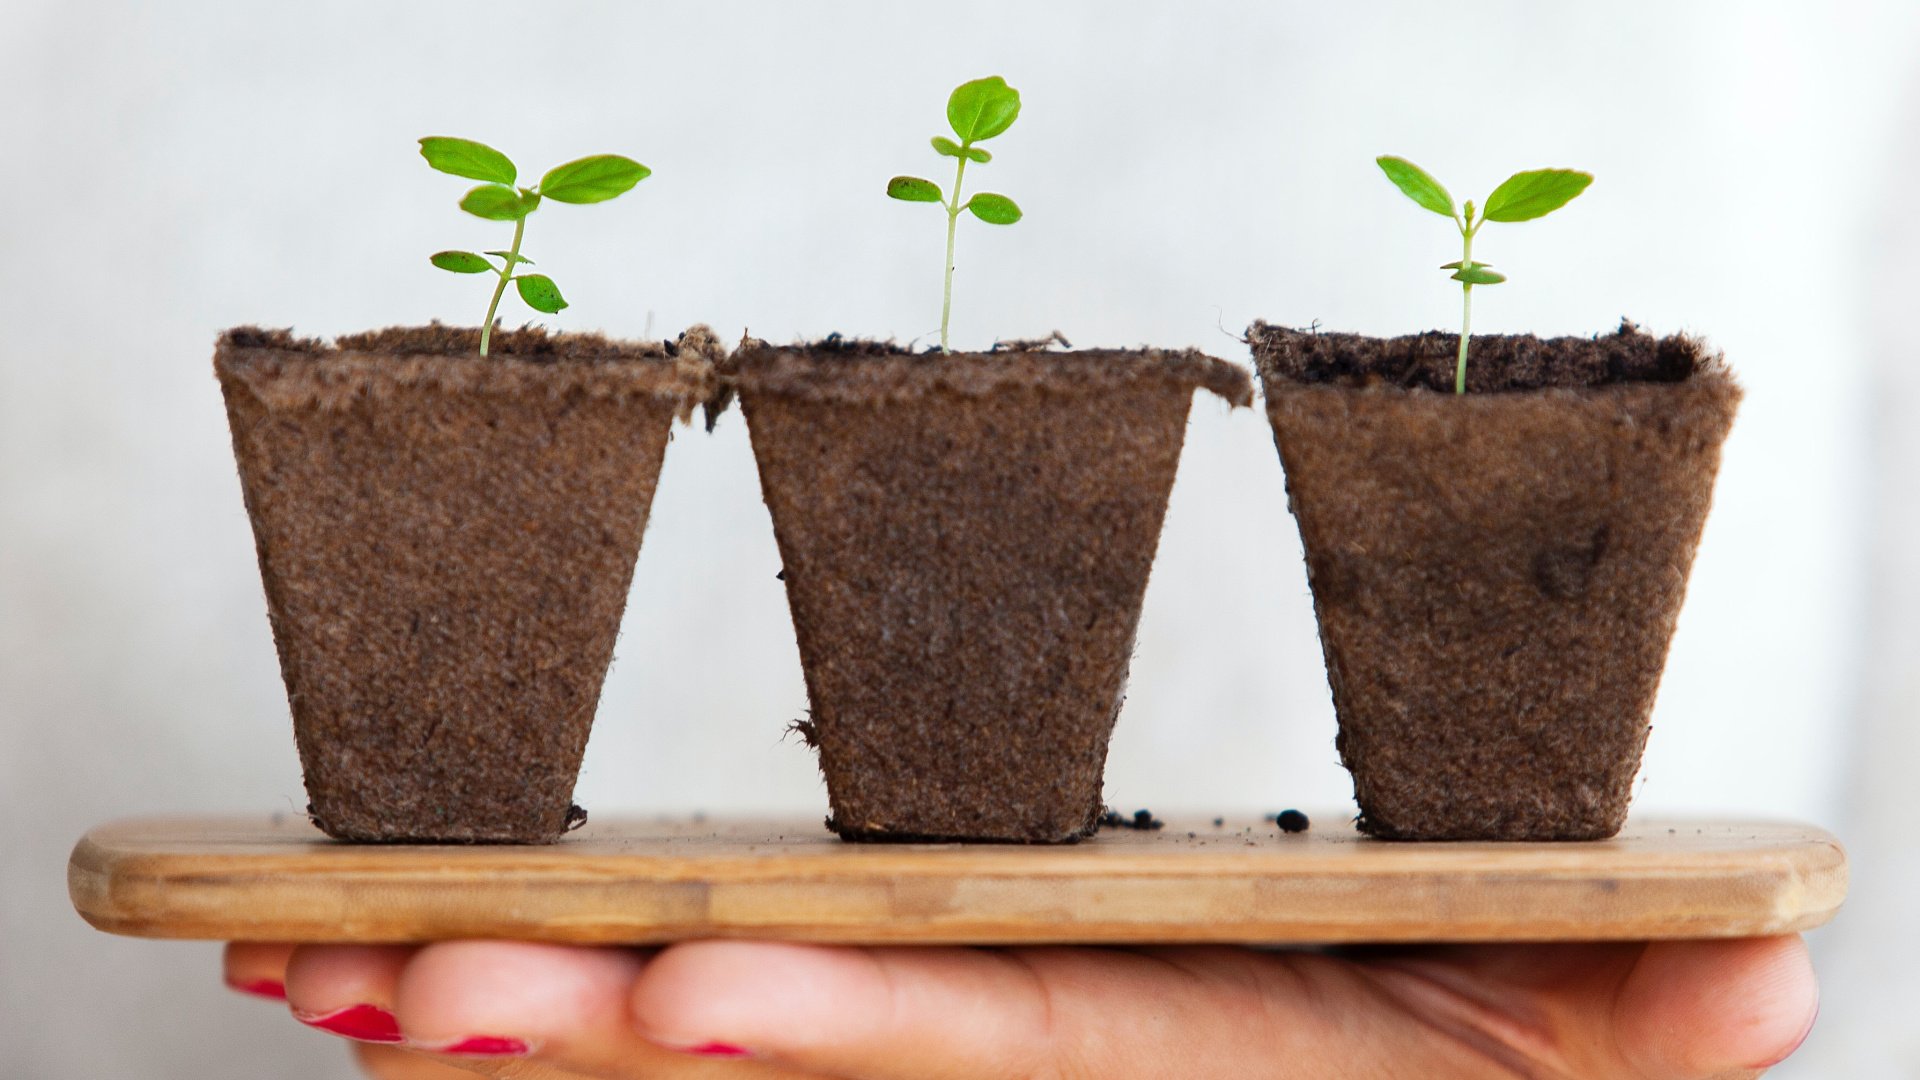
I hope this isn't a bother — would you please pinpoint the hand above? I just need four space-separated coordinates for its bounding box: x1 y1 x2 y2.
224 936 1817 1079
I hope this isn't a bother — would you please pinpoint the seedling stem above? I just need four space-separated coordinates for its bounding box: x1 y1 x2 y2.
480 215 528 358
941 152 969 353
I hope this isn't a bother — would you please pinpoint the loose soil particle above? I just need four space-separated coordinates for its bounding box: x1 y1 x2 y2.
216 324 719 843
1249 321 1739 841
729 340 1250 843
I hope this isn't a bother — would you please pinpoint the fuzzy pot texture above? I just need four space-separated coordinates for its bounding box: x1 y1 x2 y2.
1249 321 1740 841
216 324 720 843
728 341 1251 843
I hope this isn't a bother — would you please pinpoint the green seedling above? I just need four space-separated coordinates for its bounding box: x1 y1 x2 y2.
1376 156 1592 394
420 136 651 356
887 76 1024 353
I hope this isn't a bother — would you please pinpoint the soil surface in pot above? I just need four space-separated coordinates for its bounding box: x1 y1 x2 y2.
732 339 1250 844
216 324 718 843
1250 321 1740 841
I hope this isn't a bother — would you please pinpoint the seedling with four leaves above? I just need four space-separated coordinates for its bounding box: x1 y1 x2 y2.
887 77 1024 353
1375 156 1592 394
421 137 651 356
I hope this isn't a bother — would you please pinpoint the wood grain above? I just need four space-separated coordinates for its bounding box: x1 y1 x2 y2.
68 814 1847 945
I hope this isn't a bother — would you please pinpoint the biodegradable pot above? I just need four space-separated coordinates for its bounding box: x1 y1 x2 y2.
1249 322 1740 841
215 324 718 843
730 341 1251 843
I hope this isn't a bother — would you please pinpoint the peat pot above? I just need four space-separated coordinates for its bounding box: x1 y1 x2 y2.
1249 321 1739 841
730 340 1251 843
215 324 719 842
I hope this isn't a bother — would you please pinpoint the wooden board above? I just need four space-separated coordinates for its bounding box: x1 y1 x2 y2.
69 814 1847 946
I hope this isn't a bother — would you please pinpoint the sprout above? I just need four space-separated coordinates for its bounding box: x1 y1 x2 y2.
1376 156 1592 393
420 137 650 356
887 77 1025 353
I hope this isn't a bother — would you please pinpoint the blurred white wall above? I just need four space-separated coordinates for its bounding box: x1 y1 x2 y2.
1 2 1912 1076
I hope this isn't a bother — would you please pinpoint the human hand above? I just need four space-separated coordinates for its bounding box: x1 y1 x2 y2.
224 935 1816 1079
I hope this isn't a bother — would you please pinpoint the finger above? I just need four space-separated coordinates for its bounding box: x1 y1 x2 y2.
387 940 829 1078
1614 937 1818 1077
1358 937 1818 1078
223 941 296 1002
286 944 419 1045
354 1043 492 1079
628 941 1490 1080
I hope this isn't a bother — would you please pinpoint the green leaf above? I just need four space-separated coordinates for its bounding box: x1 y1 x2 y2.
460 184 538 221
966 192 1022 225
947 76 1021 143
931 137 994 164
429 250 493 273
419 137 516 185
1439 260 1492 269
538 154 651 204
486 250 534 265
515 274 568 313
1376 156 1455 218
887 176 943 202
1450 265 1508 285
1483 169 1592 222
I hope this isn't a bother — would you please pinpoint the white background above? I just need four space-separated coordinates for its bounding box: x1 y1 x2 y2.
2 2 1914 1075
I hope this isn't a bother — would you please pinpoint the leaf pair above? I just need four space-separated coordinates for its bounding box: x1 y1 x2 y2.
885 177 1021 224
429 250 568 313
421 137 652 216
1376 156 1592 225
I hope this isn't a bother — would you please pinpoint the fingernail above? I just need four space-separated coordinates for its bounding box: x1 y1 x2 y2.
293 1003 405 1044
1749 998 1819 1070
226 978 286 1001
670 1041 753 1058
435 1035 532 1057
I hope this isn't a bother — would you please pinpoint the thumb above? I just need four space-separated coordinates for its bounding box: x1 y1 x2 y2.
1613 937 1819 1077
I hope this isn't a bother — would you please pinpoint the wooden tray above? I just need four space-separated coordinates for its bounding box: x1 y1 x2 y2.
69 814 1847 946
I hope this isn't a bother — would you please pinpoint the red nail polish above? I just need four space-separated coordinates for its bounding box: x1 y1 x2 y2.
227 978 286 1001
294 1003 405 1044
439 1035 531 1057
682 1042 752 1058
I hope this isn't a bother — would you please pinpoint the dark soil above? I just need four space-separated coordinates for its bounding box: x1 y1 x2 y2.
1249 321 1740 841
1099 808 1166 831
1271 809 1311 833
216 324 720 843
731 340 1250 843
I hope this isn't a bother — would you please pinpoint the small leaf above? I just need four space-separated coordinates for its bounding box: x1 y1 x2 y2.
486 250 534 265
947 76 1021 143
931 137 994 164
1376 156 1455 218
515 274 568 313
538 154 651 204
887 176 943 203
1483 169 1593 222
429 250 493 273
460 184 538 221
419 137 517 185
1450 266 1508 285
1439 260 1493 269
966 192 1022 225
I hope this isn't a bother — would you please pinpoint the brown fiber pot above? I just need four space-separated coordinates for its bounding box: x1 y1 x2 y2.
730 341 1251 843
1249 321 1740 841
215 324 719 843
